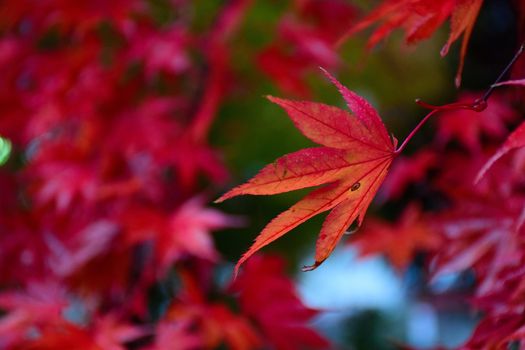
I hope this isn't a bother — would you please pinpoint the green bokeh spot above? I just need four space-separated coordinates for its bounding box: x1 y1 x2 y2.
0 137 12 166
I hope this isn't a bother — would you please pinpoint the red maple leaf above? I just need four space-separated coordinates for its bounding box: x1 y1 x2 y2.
432 193 523 297
231 255 329 350
257 0 356 96
121 197 241 275
339 0 484 86
217 70 397 273
476 118 525 182
462 260 525 349
0 282 68 347
162 269 262 350
148 321 202 350
126 26 191 78
12 315 144 350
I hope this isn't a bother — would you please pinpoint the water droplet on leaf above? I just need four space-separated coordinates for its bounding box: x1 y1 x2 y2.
301 261 321 272
344 220 359 235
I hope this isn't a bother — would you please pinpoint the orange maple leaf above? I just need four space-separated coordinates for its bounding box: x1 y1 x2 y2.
217 70 397 275
352 205 441 270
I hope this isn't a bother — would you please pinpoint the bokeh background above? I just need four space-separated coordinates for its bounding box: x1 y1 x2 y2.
214 0 519 348
214 1 517 348
0 0 521 349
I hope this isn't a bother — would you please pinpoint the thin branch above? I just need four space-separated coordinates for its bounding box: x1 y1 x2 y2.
481 41 525 102
395 41 525 154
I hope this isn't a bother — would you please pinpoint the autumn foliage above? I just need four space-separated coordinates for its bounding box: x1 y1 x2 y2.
2 0 525 349
0 1 328 349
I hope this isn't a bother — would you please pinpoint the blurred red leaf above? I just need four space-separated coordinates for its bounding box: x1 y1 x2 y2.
121 197 241 274
13 315 144 350
432 194 523 296
162 270 262 350
379 149 437 201
258 0 356 96
353 205 441 269
340 0 483 86
0 282 68 347
231 255 329 350
476 120 525 182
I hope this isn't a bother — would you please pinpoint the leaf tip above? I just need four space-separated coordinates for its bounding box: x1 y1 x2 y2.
319 67 339 86
440 43 450 57
215 184 248 203
233 251 253 279
455 74 462 88
232 263 242 280
474 154 500 185
214 193 229 203
266 95 286 107
473 172 484 186
301 260 322 272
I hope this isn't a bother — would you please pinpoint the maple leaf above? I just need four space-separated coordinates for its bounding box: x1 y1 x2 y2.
163 270 262 350
339 0 484 86
149 321 202 350
46 220 119 277
161 197 242 268
0 282 69 347
476 120 525 182
462 313 525 350
462 257 525 349
257 0 356 96
231 255 329 350
126 26 191 78
217 70 396 273
432 193 523 296
13 315 144 350
121 197 242 275
352 205 441 270
440 0 484 87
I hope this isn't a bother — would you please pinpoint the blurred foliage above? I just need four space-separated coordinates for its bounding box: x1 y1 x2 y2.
211 0 450 268
208 1 520 348
211 0 519 271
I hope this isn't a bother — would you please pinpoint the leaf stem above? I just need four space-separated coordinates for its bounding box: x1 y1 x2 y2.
396 41 525 155
394 109 439 154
